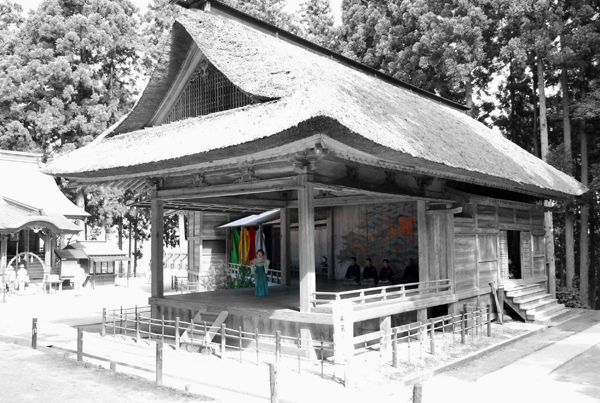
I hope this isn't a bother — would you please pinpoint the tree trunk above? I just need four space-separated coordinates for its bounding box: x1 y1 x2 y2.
118 218 123 276
580 119 589 304
538 53 556 297
178 213 187 254
510 62 517 143
589 197 595 309
561 62 575 291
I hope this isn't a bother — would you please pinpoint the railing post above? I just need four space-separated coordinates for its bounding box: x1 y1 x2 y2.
392 328 398 368
487 305 492 337
239 326 243 363
269 362 278 403
101 308 106 337
255 328 260 366
221 323 226 359
124 311 128 337
382 288 387 301
175 317 180 350
429 318 435 355
120 306 123 335
191 319 194 350
77 327 83 362
113 310 116 336
360 291 365 305
297 333 301 373
161 315 165 343
320 335 324 378
276 331 281 363
156 341 163 387
136 313 140 342
461 310 466 344
413 383 423 403
32 318 37 349
463 304 468 335
407 323 411 363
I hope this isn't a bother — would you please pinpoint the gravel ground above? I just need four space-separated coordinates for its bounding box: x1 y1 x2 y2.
0 341 211 403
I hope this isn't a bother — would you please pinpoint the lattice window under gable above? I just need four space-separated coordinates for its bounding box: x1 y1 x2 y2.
164 62 254 124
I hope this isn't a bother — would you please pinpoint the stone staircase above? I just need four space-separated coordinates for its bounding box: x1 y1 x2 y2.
504 283 569 323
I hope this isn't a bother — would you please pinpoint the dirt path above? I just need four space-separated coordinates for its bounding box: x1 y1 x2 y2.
0 341 211 403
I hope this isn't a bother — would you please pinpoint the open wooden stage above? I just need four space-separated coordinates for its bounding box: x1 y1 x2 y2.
149 280 457 343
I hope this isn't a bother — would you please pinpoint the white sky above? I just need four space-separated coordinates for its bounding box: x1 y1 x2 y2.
15 0 344 23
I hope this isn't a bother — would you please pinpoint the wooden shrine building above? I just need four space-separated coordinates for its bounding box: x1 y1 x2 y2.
44 1 586 351
0 150 87 295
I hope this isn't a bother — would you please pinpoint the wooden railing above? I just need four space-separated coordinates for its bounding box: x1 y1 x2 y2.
309 279 452 310
228 263 281 284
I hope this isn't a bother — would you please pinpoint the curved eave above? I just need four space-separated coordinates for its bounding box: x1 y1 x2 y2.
0 217 81 235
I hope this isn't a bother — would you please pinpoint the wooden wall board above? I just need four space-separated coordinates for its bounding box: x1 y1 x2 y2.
497 207 515 225
476 204 497 229
454 234 477 291
516 209 531 226
478 261 497 288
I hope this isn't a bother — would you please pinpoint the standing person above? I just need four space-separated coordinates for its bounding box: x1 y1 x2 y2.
6 267 16 295
343 257 361 285
16 264 28 292
250 249 269 296
379 259 395 285
362 258 378 286
403 258 419 288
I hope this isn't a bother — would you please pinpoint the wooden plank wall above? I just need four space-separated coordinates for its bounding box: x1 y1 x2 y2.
187 212 231 290
453 200 546 298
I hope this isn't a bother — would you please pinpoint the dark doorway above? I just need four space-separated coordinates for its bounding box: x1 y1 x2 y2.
507 231 521 279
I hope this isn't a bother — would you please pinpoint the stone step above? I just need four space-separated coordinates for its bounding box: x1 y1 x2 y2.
526 303 565 321
512 289 548 304
506 284 546 298
518 295 555 311
533 307 573 324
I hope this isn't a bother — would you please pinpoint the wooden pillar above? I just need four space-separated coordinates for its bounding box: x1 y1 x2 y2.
151 193 164 304
326 208 334 281
298 178 315 313
1 235 7 302
379 315 391 354
417 200 429 323
280 207 291 286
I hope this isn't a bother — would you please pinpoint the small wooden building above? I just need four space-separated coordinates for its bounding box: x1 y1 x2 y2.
0 150 87 294
44 1 585 350
56 241 130 288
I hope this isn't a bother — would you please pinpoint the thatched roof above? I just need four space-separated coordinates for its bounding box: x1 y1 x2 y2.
44 7 586 199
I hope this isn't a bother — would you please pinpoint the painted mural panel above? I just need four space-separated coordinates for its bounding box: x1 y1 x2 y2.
333 202 417 280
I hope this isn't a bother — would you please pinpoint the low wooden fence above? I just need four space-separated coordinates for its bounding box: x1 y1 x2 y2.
101 306 336 379
353 304 493 368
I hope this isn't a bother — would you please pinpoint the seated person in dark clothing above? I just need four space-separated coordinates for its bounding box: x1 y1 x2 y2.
403 258 419 288
361 258 378 286
343 257 361 285
379 259 394 285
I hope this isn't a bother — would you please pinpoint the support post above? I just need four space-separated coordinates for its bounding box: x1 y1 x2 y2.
32 318 37 349
77 327 83 362
297 177 315 313
269 363 278 403
417 200 429 323
392 328 398 368
151 192 164 319
275 331 281 363
101 308 106 337
175 317 180 350
156 341 163 386
498 285 505 323
379 316 391 354
413 383 423 403
221 323 226 358
280 207 291 286
487 305 492 337
429 318 435 355
1 235 6 304
326 208 334 281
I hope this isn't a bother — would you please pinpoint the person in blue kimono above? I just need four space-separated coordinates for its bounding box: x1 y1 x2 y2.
343 257 361 285
250 249 270 296
361 258 378 286
379 259 395 285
